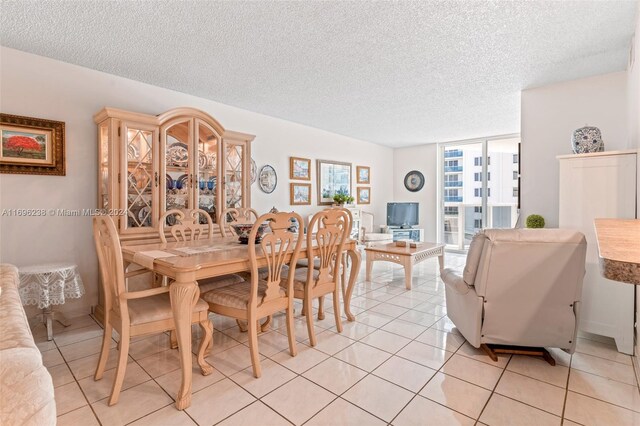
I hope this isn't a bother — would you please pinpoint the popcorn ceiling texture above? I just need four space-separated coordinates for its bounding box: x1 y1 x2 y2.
0 1 636 147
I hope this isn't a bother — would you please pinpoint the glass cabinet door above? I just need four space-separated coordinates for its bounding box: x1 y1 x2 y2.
98 122 110 209
123 124 157 230
224 141 245 209
195 120 219 223
163 120 192 214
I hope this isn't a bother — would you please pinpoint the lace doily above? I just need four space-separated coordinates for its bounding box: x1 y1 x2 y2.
18 263 85 309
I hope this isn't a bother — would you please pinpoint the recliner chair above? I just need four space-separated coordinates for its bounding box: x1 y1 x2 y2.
441 228 587 362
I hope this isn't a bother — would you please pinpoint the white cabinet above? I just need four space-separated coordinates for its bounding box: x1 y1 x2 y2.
558 150 637 354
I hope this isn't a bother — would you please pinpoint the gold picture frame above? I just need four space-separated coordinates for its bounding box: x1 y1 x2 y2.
290 182 311 205
1 113 65 176
290 156 311 180
316 159 352 205
356 166 370 184
357 187 371 204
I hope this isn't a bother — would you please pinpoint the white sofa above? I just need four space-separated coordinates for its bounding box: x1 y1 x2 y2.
0 264 56 425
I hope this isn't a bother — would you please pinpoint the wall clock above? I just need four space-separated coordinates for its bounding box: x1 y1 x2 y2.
258 165 277 193
404 170 425 192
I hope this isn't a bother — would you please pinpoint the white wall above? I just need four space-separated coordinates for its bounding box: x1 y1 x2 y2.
628 8 640 359
392 144 438 242
520 72 629 228
0 47 393 317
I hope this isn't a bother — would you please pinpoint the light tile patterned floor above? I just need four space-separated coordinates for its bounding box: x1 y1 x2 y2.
36 253 640 425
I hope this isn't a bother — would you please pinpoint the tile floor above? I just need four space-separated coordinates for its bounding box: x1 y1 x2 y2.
35 253 640 425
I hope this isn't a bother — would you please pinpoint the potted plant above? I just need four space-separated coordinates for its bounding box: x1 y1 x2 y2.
332 193 354 206
526 214 545 228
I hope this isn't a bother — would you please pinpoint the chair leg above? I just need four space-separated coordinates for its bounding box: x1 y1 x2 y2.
317 296 325 320
197 319 214 376
285 305 297 357
170 330 178 349
333 287 343 333
94 322 112 381
304 293 317 346
108 328 130 406
247 313 261 378
260 315 272 332
236 319 248 332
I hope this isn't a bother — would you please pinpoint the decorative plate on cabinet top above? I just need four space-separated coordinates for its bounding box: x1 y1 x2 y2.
167 142 188 167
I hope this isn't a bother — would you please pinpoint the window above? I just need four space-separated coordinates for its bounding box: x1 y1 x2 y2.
444 189 459 197
487 172 491 181
474 172 481 182
474 206 482 213
474 157 482 166
513 187 519 197
445 160 459 167
474 188 482 197
488 188 491 197
513 171 518 180
444 207 459 215
488 156 491 165
474 219 483 229
513 154 519 163
445 174 459 182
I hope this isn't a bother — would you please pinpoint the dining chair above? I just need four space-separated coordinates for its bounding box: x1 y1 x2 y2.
93 215 213 406
219 207 259 237
288 208 350 346
201 211 304 378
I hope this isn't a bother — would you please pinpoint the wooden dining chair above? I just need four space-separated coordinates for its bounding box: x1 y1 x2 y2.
201 211 304 378
288 208 350 346
219 207 259 237
93 215 213 406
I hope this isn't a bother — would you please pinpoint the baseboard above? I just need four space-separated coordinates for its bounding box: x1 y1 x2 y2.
633 356 640 388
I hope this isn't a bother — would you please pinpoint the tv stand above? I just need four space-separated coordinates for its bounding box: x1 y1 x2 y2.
388 228 424 242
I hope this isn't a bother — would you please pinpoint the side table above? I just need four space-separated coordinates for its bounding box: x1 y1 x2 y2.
18 263 85 340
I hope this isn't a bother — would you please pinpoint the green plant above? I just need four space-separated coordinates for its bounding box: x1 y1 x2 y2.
332 193 354 205
526 214 545 228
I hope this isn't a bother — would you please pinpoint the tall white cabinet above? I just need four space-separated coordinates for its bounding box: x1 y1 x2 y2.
558 150 637 355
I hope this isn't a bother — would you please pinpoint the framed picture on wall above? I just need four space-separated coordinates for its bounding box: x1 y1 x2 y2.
290 157 311 180
357 187 370 204
290 182 311 205
356 166 370 184
0 113 65 176
316 159 352 205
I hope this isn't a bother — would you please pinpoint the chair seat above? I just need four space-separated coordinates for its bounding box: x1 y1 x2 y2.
296 258 320 269
126 293 209 326
198 274 245 293
283 267 320 292
202 281 285 310
363 233 393 242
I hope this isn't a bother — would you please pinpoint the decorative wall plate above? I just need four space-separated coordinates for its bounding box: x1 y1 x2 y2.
258 165 277 194
404 170 425 192
250 158 257 185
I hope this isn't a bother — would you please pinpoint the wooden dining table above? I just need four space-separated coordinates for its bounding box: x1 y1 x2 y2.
121 236 361 410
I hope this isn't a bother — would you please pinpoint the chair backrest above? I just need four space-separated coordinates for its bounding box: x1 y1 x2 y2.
474 228 587 349
248 211 304 306
361 211 374 234
159 209 213 243
306 209 350 289
220 207 259 237
93 215 126 316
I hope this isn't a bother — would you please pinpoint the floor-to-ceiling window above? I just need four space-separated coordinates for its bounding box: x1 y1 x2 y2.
439 135 520 250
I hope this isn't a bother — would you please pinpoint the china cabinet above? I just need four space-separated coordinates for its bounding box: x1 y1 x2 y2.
95 107 255 241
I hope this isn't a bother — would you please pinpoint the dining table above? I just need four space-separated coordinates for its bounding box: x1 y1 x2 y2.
121 235 361 410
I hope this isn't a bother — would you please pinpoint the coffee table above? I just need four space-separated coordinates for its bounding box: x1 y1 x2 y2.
365 242 445 289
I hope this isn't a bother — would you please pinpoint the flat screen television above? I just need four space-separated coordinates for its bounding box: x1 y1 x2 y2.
387 202 419 228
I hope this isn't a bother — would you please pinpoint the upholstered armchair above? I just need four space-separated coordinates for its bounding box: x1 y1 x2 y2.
441 229 587 363
360 211 393 247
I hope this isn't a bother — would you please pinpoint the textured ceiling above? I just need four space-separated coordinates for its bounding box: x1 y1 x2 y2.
0 1 637 147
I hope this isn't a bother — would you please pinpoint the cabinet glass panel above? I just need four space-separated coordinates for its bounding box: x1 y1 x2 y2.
196 121 218 223
165 120 191 212
126 128 154 228
99 123 109 209
225 143 243 208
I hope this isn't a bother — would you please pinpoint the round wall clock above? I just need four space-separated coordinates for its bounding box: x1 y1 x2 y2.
404 170 425 192
258 165 277 194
